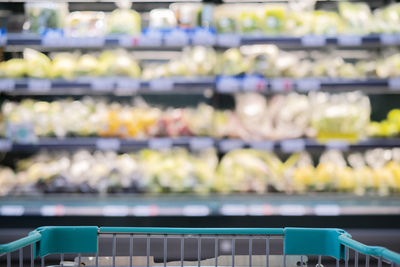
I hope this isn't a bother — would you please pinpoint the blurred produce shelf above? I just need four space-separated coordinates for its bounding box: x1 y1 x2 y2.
3 137 400 153
0 77 398 95
2 33 400 50
0 194 399 217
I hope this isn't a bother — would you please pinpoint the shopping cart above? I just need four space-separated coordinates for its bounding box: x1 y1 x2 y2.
0 227 399 267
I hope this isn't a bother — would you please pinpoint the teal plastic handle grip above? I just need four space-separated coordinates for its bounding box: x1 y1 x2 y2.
100 227 284 235
284 228 349 260
339 235 400 264
0 231 41 254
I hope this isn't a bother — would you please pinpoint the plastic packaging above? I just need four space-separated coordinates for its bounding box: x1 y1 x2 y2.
65 11 106 37
24 2 67 34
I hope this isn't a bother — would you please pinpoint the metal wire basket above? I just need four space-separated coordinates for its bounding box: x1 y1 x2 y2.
0 227 399 267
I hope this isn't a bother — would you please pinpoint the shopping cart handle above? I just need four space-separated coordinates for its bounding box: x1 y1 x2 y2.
339 234 400 264
0 231 41 255
99 227 285 235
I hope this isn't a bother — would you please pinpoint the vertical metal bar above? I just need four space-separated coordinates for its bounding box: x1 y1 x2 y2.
215 237 218 267
318 256 322 267
31 244 34 267
283 238 286 267
147 234 150 267
355 252 358 267
345 247 349 267
112 234 116 267
164 235 167 267
130 234 133 267
181 235 185 267
337 258 340 267
7 253 10 267
78 253 81 267
365 255 369 267
198 235 202 267
60 253 64 267
249 238 252 267
378 257 382 267
41 256 45 267
19 248 23 267
96 236 99 267
300 256 303 267
232 237 235 267
266 236 269 267
390 262 394 267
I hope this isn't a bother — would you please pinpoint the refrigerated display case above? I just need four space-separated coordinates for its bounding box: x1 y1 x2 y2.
0 0 399 252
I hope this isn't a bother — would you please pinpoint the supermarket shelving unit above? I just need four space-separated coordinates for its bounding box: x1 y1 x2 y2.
0 77 397 94
0 0 400 249
3 137 400 153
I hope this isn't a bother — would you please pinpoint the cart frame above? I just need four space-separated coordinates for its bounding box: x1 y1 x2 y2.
1 227 399 267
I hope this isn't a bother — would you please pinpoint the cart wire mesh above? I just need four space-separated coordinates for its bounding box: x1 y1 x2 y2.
0 227 399 267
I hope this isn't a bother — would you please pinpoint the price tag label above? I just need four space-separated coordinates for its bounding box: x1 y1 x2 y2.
132 205 158 216
325 140 349 151
192 28 216 46
149 78 174 91
182 205 210 216
42 37 62 46
280 139 305 153
242 75 267 91
139 31 162 46
216 76 240 92
68 37 105 47
380 34 400 45
270 78 293 92
40 205 65 216
0 79 15 92
0 29 7 46
28 79 51 92
0 205 24 216
0 139 12 152
217 33 241 47
247 205 265 216
0 35 6 46
389 77 400 90
115 78 140 93
314 204 340 216
219 139 244 152
91 78 115 91
149 138 172 150
164 29 189 46
119 35 139 47
189 137 214 150
103 205 129 217
279 205 306 216
220 204 247 216
301 35 326 47
338 35 362 46
297 78 321 92
248 205 273 216
96 138 121 151
249 141 274 151
6 122 37 144
42 29 64 46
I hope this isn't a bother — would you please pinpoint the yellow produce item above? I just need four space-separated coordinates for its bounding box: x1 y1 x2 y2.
1 59 26 78
23 48 51 78
262 5 286 34
336 166 356 191
292 165 314 193
107 8 141 35
51 53 77 79
75 54 99 76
